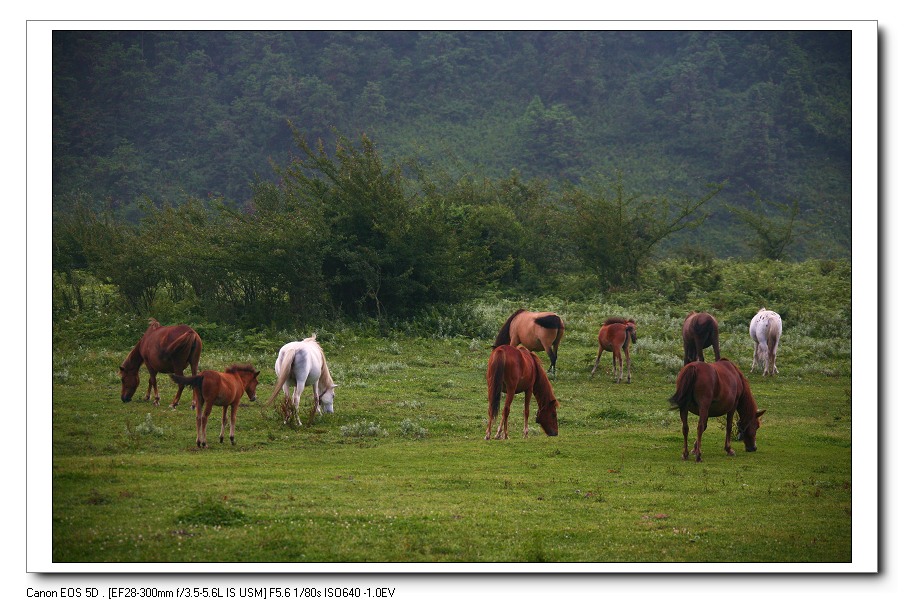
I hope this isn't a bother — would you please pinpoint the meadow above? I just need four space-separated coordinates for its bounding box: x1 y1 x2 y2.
50 260 853 564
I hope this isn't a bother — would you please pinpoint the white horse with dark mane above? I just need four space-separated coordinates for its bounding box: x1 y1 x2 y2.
267 335 337 425
749 308 782 376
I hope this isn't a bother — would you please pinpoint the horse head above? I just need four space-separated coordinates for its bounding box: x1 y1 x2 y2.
246 370 261 402
535 399 559 436
319 384 338 414
739 409 766 452
118 365 139 402
626 320 638 344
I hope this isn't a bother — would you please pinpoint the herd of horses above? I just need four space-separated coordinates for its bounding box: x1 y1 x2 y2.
118 307 782 461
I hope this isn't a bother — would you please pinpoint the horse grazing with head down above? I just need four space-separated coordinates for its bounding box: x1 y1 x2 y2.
682 311 721 364
494 309 565 377
171 364 260 448
119 319 202 408
485 345 559 440
266 335 338 426
591 317 637 383
669 359 765 462
749 308 783 376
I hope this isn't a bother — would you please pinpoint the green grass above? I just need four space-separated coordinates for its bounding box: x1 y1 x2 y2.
50 299 852 564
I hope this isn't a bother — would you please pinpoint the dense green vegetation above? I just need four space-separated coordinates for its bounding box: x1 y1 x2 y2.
51 261 851 563
53 30 851 259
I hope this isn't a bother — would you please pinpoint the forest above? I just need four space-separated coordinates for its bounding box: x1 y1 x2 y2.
51 30 852 326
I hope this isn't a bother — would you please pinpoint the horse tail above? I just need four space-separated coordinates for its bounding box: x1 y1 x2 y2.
170 373 204 405
669 363 697 411
267 346 299 405
164 330 196 360
488 349 506 418
493 309 525 348
534 313 564 330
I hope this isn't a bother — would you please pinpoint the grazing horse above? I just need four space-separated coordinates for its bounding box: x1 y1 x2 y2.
682 311 721 364
266 335 337 426
171 364 260 448
485 345 559 440
591 317 637 383
493 309 565 377
750 308 783 376
119 319 202 408
668 359 765 462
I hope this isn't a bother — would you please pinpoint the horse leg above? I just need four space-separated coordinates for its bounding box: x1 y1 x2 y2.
229 403 238 445
522 389 533 438
170 369 185 409
293 386 304 426
219 405 227 443
495 392 514 440
590 346 604 377
625 345 632 383
693 404 709 462
148 370 161 406
197 401 212 448
614 348 622 383
712 333 721 361
680 409 690 460
724 409 736 456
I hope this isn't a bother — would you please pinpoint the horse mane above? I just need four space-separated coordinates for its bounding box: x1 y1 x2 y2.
603 316 634 326
146 318 162 332
225 364 258 375
529 353 559 412
493 309 525 347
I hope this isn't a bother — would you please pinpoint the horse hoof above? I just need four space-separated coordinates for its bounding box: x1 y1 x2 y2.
220 436 224 443
230 437 235 445
727 449 736 457
695 456 702 463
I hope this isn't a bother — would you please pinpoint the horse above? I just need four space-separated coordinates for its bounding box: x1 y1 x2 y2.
590 317 637 383
119 318 202 408
668 359 766 462
493 309 565 377
266 335 338 426
682 311 721 364
485 345 559 440
750 308 783 376
171 364 260 448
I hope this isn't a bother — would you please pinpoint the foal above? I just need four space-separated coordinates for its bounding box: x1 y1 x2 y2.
590 317 637 383
172 364 260 448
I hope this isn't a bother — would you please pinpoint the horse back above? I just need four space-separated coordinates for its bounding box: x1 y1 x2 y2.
141 324 202 372
199 370 244 405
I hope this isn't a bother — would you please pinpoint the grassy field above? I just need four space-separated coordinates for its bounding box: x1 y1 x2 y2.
50 271 853 565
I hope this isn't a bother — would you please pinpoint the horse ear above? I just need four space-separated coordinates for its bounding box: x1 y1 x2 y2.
756 409 766 417
255 370 261 377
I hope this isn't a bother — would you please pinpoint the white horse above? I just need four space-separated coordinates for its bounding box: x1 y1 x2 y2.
749 308 782 376
266 335 337 425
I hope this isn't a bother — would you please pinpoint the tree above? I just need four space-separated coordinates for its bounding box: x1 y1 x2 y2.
727 194 807 260
564 176 723 291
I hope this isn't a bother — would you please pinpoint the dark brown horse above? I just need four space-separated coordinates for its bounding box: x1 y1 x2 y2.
493 309 565 377
171 364 260 448
669 359 765 462
591 317 637 383
682 311 721 364
485 345 559 440
119 319 202 408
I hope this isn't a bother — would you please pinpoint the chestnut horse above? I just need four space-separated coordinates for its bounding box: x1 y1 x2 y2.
485 345 559 440
682 311 721 364
590 317 637 383
749 308 783 376
493 309 565 377
171 364 260 448
668 359 765 462
119 319 202 408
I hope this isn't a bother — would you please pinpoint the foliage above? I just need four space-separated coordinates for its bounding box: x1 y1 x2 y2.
563 175 723 291
727 194 807 260
52 31 852 258
50 263 853 563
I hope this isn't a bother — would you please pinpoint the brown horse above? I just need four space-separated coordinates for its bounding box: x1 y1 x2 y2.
171 364 260 448
485 345 559 440
493 309 565 377
682 311 721 364
669 359 765 462
119 319 202 408
591 317 637 383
